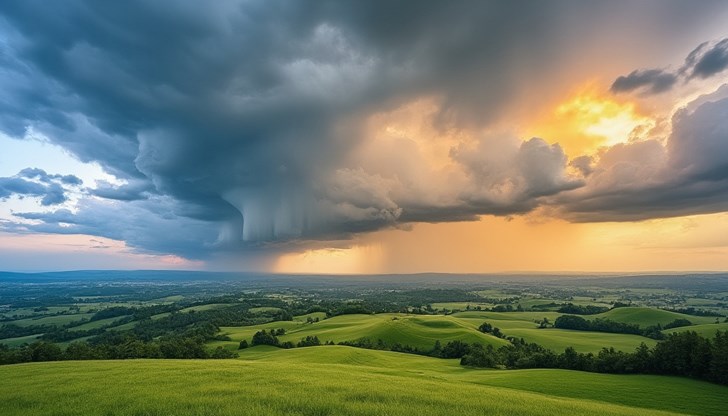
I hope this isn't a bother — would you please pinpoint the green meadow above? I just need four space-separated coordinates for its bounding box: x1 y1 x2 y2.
8 313 94 327
214 313 509 351
592 307 717 327
664 322 728 337
2 346 726 416
213 310 671 354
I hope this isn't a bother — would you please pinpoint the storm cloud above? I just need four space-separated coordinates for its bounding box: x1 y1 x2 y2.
612 37 728 95
557 89 728 221
0 168 80 206
1 1 727 260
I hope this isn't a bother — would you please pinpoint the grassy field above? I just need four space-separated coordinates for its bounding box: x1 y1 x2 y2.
453 311 656 352
213 311 659 354
664 322 728 337
293 312 327 322
0 306 72 319
1 346 726 416
592 308 717 327
68 316 132 331
214 313 509 351
0 333 42 347
179 303 232 313
7 313 94 327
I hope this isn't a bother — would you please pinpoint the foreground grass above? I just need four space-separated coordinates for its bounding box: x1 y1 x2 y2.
0 359 688 416
239 346 727 416
3 346 727 416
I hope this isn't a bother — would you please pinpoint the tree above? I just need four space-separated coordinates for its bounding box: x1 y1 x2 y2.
238 340 249 349
210 347 237 359
431 340 442 356
28 341 63 362
251 330 279 346
441 340 470 358
297 336 321 347
461 344 497 368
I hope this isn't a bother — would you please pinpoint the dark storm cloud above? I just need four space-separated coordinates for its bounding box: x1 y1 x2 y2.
14 198 220 259
0 168 80 206
1 1 727 258
610 69 677 94
689 38 728 79
18 168 83 186
90 180 154 201
612 37 728 95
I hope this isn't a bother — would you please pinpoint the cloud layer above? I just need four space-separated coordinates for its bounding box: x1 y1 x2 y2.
611 37 728 95
1 1 727 261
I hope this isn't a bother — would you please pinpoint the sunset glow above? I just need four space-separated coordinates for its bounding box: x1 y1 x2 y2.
1 2 728 273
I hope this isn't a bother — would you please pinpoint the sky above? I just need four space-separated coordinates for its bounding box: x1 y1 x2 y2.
1 1 728 273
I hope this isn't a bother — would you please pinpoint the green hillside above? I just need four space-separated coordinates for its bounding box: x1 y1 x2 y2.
2 346 727 416
593 308 716 327
664 322 728 337
215 313 509 351
453 311 656 352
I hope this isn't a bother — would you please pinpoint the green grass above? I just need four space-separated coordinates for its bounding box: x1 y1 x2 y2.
68 316 131 331
293 312 327 322
453 311 656 353
214 313 508 351
593 308 716 327
0 306 72 319
663 322 728 337
7 313 94 327
0 333 42 347
2 347 726 415
179 303 232 313
214 311 657 354
431 302 494 311
248 306 283 314
238 346 727 415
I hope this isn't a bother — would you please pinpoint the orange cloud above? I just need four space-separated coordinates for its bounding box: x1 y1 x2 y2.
526 85 655 157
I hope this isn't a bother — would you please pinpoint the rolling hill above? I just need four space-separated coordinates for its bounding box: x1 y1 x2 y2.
214 313 509 351
1 346 726 416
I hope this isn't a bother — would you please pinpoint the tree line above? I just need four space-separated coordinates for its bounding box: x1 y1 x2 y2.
553 314 695 340
458 330 728 385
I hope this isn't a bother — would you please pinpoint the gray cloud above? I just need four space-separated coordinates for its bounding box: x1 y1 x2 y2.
689 38 728 79
557 89 728 221
1 1 727 260
0 168 80 206
18 168 83 186
612 37 728 95
610 69 677 94
90 179 154 201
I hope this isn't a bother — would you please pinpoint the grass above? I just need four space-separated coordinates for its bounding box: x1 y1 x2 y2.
179 303 232 313
214 313 508 351
248 306 283 314
7 313 94 327
0 333 42 347
431 302 494 311
214 311 657 354
2 347 726 415
68 316 131 331
293 312 327 322
0 306 72 319
593 308 716 327
663 322 728 337
453 311 656 352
